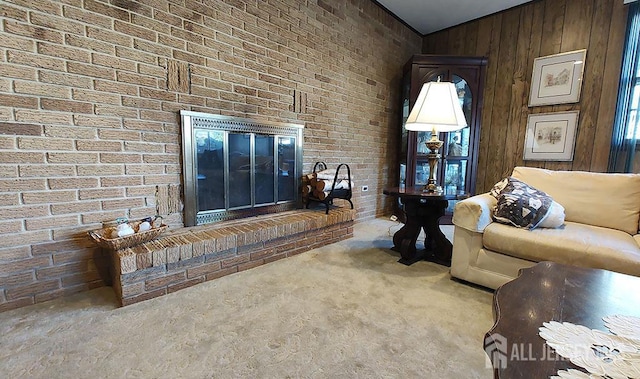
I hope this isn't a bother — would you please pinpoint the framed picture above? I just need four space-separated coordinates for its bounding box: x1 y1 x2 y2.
523 111 579 161
528 49 586 106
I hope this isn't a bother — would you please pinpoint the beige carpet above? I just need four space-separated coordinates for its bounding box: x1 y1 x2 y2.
0 218 494 378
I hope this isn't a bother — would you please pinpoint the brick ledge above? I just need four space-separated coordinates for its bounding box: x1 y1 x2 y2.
110 208 355 306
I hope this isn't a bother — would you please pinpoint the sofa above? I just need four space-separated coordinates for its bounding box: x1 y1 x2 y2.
450 166 640 290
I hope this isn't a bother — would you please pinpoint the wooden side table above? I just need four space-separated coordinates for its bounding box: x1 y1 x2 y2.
383 187 460 266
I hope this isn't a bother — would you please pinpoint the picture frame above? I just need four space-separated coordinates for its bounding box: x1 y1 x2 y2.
523 111 579 161
528 49 586 107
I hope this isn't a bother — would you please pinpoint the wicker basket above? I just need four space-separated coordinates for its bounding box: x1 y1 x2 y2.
88 220 168 251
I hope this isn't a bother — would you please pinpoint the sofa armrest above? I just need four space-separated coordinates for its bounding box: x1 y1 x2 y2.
452 193 496 233
634 234 640 248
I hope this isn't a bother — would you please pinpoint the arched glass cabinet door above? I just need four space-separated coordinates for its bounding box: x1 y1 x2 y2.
412 72 448 187
443 75 472 198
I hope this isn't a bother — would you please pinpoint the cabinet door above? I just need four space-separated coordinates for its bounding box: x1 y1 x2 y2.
443 73 474 212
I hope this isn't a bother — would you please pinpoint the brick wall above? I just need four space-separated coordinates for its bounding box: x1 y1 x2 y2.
0 0 421 311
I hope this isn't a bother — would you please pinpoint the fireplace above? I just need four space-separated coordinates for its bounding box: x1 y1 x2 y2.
180 111 304 226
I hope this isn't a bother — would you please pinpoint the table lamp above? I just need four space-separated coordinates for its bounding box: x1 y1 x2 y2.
405 80 468 193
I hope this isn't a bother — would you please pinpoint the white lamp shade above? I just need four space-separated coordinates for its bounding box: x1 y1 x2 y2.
405 81 468 132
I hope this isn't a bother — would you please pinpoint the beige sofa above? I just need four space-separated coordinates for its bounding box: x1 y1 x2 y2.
450 166 640 289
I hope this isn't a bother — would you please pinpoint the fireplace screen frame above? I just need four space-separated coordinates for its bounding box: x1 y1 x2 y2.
180 111 304 226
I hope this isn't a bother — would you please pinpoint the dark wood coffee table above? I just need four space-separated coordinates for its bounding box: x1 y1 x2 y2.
485 261 640 378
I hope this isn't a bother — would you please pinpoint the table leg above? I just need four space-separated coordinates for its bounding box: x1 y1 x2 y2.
391 197 452 266
422 200 452 266
391 212 421 265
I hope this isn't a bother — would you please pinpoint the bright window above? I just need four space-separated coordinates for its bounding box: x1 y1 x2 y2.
626 65 640 139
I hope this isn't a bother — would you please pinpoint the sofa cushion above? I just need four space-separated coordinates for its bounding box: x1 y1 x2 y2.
493 177 554 229
483 221 640 277
512 167 640 235
538 200 565 228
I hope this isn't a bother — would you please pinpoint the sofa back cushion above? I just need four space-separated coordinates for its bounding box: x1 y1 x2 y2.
511 166 640 235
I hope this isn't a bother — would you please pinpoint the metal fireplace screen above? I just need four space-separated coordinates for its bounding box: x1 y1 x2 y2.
180 111 304 226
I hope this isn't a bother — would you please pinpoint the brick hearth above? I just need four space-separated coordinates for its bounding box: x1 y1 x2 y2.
110 208 355 306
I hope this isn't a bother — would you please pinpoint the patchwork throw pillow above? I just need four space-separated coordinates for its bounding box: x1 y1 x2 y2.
492 177 554 230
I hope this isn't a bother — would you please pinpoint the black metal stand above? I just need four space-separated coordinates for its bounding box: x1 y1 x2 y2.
306 162 354 214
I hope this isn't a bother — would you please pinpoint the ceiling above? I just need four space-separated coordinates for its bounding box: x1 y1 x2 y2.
375 0 533 35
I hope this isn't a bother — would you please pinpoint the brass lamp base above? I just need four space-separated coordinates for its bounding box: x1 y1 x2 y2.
422 128 444 193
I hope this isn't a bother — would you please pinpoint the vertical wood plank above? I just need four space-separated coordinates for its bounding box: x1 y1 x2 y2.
464 22 479 55
540 0 567 56
591 0 628 172
484 7 521 189
503 5 534 175
570 0 607 171
472 17 496 192
476 14 503 192
449 25 467 55
530 0 567 169
474 17 493 57
433 30 450 54
518 1 545 169
543 0 593 172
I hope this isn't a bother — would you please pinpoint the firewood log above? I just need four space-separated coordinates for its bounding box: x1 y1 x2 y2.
312 190 330 200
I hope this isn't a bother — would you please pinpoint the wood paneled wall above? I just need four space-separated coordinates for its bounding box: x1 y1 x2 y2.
423 0 628 192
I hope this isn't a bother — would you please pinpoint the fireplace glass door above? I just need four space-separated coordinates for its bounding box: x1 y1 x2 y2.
181 111 303 226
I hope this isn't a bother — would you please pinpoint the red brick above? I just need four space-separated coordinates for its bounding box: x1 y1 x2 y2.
32 238 94 256
167 277 205 293
204 266 238 281
26 215 79 231
30 12 83 35
84 0 130 22
145 271 186 291
61 271 103 287
63 5 112 29
186 261 221 278
221 254 250 268
22 190 76 204
49 177 98 190
0 94 38 109
67 62 115 80
37 41 90 62
0 271 34 287
76 140 122 152
64 34 114 54
4 20 63 43
72 89 121 105
0 4 28 21
17 137 73 151
8 50 65 71
0 246 31 262
36 261 86 280
264 253 287 264
50 200 102 215
5 279 60 300
114 20 156 42
35 283 99 303
0 297 34 312
38 71 91 88
0 33 35 51
121 288 167 306
121 282 145 298
238 260 263 272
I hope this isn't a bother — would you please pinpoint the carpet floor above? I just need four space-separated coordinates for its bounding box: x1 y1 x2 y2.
0 218 494 378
